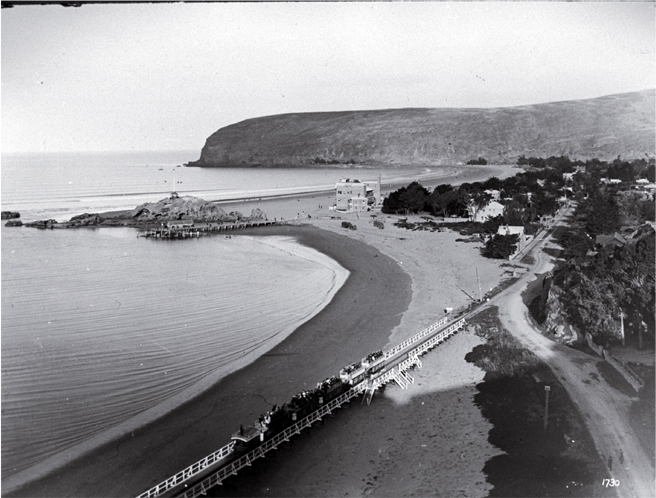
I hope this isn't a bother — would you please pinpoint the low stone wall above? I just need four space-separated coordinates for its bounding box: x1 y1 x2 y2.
602 349 644 393
586 333 643 392
585 333 604 357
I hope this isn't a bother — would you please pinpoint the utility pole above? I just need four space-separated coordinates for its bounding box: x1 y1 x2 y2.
476 267 482 302
543 385 551 431
620 310 625 347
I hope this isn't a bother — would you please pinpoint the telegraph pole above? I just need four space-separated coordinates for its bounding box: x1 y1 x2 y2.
543 385 551 431
476 268 482 302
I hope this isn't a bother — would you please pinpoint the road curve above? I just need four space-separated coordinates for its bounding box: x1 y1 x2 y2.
472 207 654 498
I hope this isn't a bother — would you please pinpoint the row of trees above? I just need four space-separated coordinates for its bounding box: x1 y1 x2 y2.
517 154 655 184
553 227 654 346
550 157 655 346
382 174 562 229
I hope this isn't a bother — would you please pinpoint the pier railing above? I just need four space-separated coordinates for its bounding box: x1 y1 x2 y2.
136 315 466 498
373 318 466 392
136 442 235 498
179 384 367 498
384 316 449 359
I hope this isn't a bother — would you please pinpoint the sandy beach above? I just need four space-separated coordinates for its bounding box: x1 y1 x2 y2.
7 164 516 498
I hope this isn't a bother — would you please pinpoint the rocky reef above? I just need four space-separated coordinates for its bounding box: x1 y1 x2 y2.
1 211 21 220
23 195 267 229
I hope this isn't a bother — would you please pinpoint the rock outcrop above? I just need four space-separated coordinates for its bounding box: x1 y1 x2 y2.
23 219 60 229
4 220 23 227
1 211 21 220
130 195 249 223
23 195 268 229
189 90 655 168
536 274 581 344
67 213 103 227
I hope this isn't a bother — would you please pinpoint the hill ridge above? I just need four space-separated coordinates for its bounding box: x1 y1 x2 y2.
190 89 655 168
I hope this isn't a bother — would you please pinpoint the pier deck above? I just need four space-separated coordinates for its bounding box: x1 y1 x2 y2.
136 315 466 498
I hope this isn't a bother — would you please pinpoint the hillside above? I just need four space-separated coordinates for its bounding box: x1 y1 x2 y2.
189 90 655 168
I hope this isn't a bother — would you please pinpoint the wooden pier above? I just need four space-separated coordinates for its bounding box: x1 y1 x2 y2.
136 316 467 498
139 221 279 239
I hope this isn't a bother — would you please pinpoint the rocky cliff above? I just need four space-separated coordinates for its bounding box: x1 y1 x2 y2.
536 274 581 344
189 90 655 168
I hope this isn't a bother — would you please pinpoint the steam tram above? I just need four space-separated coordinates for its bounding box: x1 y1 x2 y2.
231 350 385 455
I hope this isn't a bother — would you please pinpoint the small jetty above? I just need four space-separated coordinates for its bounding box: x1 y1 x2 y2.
139 220 280 239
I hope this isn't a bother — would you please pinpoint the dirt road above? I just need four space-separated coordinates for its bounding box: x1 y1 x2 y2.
478 207 654 498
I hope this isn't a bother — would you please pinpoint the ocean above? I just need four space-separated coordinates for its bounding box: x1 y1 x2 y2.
1 151 437 482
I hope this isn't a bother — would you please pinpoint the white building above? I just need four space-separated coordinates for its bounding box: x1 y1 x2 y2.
484 189 501 201
469 200 504 222
335 178 380 211
497 225 529 260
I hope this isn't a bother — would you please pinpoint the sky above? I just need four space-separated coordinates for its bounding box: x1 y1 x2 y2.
2 2 654 153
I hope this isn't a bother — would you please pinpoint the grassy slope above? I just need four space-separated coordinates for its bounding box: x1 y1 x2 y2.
193 90 655 167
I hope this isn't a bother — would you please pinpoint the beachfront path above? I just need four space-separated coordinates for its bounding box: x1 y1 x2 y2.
480 206 654 498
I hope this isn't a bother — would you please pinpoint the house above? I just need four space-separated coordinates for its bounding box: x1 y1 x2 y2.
601 178 622 185
484 189 501 201
469 200 504 222
563 172 575 181
335 178 380 211
335 179 366 211
348 196 368 212
636 178 649 184
497 225 529 259
595 233 627 248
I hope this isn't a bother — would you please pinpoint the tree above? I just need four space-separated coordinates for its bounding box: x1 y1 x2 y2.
484 234 519 259
575 189 621 236
382 182 429 214
645 164 655 183
429 188 458 217
399 182 429 213
560 230 594 259
481 214 505 234
503 200 525 226
483 177 503 191
532 190 559 219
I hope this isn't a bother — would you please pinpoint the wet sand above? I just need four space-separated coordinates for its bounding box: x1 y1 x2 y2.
7 164 516 497
7 225 412 498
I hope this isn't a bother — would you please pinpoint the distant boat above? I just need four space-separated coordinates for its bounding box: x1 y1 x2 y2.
158 167 164 170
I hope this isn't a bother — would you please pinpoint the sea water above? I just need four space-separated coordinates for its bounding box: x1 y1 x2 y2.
0 151 436 480
1 151 441 222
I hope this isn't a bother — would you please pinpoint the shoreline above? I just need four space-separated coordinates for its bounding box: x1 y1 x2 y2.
1 234 349 494
7 224 413 498
6 164 516 497
12 163 517 225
